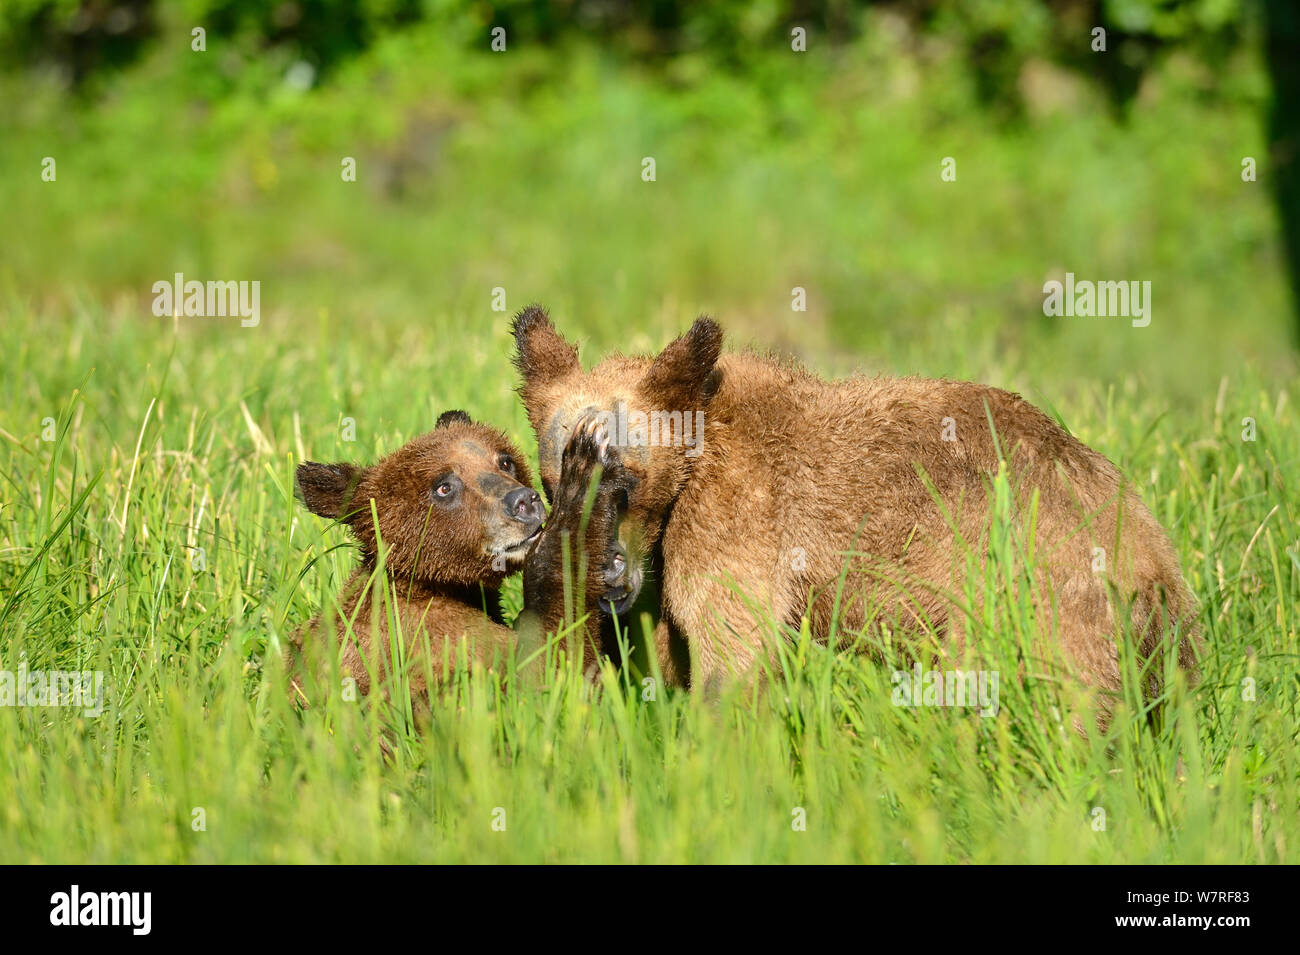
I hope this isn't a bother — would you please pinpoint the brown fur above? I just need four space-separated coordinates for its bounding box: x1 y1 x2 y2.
289 411 546 705
290 408 624 707
512 306 1202 709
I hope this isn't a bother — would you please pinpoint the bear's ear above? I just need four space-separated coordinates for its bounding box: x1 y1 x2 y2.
643 316 723 411
437 409 473 429
295 461 365 521
511 304 580 390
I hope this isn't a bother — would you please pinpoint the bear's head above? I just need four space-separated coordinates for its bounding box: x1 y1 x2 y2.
511 305 722 611
295 410 545 589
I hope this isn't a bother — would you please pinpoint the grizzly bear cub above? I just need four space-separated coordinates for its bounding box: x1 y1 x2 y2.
512 306 1202 711
289 409 622 707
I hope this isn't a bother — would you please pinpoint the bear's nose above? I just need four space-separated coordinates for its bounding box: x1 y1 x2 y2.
504 487 544 523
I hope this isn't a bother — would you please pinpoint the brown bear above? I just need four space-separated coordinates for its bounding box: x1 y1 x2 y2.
289 409 622 707
511 306 1202 711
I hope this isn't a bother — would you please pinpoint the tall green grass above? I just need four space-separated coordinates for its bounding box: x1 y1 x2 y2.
0 297 1295 863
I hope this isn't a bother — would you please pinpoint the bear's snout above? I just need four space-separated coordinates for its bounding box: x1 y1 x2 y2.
600 542 642 615
504 486 545 526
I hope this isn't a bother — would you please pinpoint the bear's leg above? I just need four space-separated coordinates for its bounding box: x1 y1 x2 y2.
522 413 631 671
651 617 691 688
668 575 795 693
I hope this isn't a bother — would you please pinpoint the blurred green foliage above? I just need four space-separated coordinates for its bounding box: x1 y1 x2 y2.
1 3 1288 401
0 0 1257 108
13 3 1294 322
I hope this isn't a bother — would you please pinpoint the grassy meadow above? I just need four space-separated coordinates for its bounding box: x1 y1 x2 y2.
0 14 1297 863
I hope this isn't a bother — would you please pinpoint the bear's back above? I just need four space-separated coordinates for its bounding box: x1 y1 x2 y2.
703 353 1119 507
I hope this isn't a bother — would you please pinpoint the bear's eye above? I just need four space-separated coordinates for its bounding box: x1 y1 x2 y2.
497 453 515 476
432 473 462 503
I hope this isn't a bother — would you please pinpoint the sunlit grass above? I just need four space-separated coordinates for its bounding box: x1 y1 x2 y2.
0 294 1295 863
